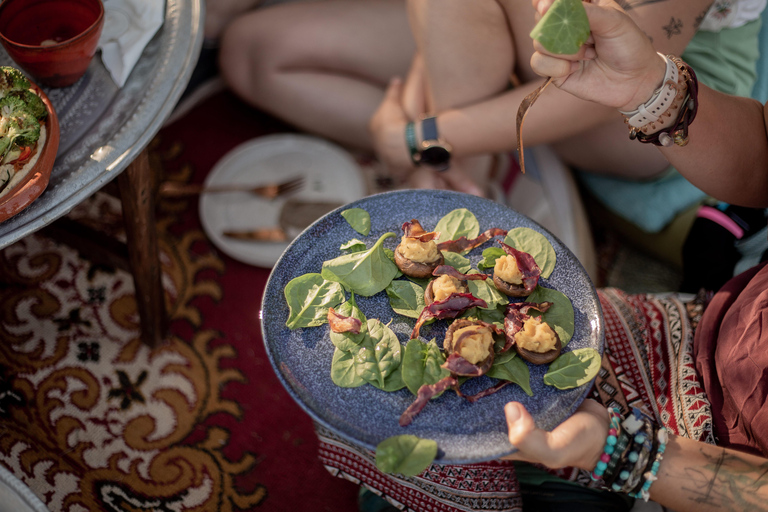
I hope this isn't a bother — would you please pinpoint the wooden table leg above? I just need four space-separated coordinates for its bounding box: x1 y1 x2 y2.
118 148 168 347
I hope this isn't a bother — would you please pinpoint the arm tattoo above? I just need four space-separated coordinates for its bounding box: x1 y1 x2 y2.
617 0 666 12
681 448 768 510
694 8 709 29
662 17 684 38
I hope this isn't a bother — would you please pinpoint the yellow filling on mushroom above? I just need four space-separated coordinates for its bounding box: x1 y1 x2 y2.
494 254 523 284
516 317 557 353
432 275 467 302
449 325 494 365
399 236 440 263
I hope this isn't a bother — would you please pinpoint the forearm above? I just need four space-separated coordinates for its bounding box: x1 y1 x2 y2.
660 88 768 207
436 82 619 157
650 435 768 512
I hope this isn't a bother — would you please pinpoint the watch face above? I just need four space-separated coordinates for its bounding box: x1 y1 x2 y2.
420 145 451 170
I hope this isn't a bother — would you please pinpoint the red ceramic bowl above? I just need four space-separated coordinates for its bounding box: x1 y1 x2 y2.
0 81 60 223
0 0 104 88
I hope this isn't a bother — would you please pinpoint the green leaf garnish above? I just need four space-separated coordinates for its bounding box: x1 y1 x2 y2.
543 347 601 389
284 273 346 329
375 435 438 476
503 227 556 278
341 208 371 235
435 208 480 242
529 0 590 55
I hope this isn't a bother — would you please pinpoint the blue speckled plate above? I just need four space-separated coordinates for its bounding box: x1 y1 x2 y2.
261 189 604 464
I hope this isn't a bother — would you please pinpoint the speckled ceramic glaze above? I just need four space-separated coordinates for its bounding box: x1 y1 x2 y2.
261 189 604 464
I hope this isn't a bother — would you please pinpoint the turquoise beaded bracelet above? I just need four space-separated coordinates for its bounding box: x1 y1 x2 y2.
590 407 622 481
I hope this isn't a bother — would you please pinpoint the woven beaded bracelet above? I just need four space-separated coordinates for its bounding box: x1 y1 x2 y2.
610 425 652 492
602 429 631 482
591 407 622 481
603 409 656 491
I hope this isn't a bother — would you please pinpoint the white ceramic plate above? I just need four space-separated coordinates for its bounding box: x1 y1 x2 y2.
200 134 366 267
0 464 49 512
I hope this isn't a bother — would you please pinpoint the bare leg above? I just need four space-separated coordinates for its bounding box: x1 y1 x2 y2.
204 0 263 40
405 0 514 195
219 0 414 150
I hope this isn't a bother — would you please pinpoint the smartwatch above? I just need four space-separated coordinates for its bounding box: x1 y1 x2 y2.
417 116 452 172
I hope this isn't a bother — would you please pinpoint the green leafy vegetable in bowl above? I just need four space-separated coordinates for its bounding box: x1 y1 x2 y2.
0 66 49 193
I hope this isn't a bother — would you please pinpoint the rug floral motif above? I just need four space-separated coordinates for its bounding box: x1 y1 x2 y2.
0 173 269 511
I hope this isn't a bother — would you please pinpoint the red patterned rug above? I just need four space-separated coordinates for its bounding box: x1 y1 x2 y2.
0 87 360 511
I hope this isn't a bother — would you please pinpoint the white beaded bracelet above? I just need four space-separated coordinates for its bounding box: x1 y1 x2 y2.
619 53 679 129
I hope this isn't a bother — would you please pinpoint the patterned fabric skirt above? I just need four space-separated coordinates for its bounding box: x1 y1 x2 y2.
315 289 716 511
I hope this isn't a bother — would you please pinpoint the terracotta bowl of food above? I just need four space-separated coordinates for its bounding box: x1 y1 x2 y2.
0 0 104 88
0 77 60 223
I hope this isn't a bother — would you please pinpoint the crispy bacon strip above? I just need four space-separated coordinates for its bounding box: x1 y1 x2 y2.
411 293 488 340
442 351 494 377
399 376 458 426
463 381 512 403
501 301 553 352
499 242 541 293
436 228 507 253
432 265 488 281
327 307 362 334
402 219 440 242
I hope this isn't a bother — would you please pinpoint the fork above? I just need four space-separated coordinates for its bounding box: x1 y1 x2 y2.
158 176 305 199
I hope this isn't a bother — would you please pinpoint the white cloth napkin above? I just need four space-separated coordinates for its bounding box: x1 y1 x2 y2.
97 0 164 87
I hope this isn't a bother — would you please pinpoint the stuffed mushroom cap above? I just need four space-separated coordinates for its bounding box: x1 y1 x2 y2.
514 315 561 364
424 274 468 305
444 319 496 367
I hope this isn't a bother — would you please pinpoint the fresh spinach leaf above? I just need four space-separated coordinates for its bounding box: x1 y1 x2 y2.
543 347 601 389
487 353 533 396
461 305 506 328
376 435 438 477
442 251 472 273
383 247 403 279
504 227 556 278
340 238 367 253
330 348 366 388
402 339 450 396
329 294 368 352
380 365 406 392
321 232 399 296
355 319 402 388
284 273 346 329
341 208 371 236
467 271 508 310
526 286 574 345
477 247 506 270
386 279 426 319
435 208 480 242
407 276 431 289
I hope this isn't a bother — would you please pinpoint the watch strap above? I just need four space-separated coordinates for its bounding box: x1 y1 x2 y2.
421 116 439 141
405 121 419 165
